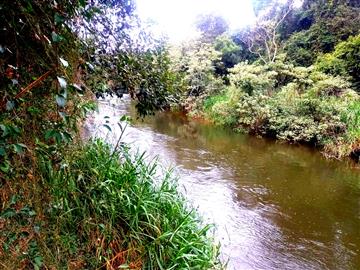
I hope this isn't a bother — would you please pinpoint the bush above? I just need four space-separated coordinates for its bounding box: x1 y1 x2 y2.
202 60 359 159
229 63 277 95
308 73 353 97
203 88 239 126
235 94 272 134
229 59 315 96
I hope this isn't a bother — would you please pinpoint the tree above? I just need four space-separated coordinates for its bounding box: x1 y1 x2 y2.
170 40 223 97
246 0 295 64
284 2 360 66
195 14 229 43
316 34 360 91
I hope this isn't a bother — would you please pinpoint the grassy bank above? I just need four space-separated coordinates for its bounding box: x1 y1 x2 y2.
1 139 221 269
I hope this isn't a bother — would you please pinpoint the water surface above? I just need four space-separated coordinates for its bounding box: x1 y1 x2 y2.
85 96 360 270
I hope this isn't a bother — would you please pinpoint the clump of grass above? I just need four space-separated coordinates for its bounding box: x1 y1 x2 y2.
38 139 221 269
324 100 360 160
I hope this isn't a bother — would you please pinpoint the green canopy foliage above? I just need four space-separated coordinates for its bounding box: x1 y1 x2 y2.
316 34 360 91
169 0 360 160
284 2 360 66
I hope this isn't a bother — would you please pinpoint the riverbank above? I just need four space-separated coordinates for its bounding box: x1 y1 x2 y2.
182 82 360 162
1 137 221 269
170 33 360 163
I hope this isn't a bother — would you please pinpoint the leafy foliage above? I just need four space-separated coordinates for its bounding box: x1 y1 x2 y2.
202 57 360 159
1 1 213 269
316 34 360 91
284 3 360 66
170 40 224 98
166 0 360 160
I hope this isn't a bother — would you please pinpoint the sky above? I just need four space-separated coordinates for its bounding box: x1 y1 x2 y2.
135 0 256 43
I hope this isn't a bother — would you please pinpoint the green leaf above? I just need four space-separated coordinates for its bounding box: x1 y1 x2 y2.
120 115 131 123
45 130 55 141
54 132 63 144
20 206 36 217
45 130 63 144
13 125 21 135
1 208 16 218
34 256 43 267
99 223 105 232
59 112 67 122
62 131 72 143
79 0 86 7
0 124 7 137
9 195 18 205
13 143 27 154
0 160 10 173
0 147 5 156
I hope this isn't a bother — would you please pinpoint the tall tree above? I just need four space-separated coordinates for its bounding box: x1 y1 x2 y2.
247 0 295 63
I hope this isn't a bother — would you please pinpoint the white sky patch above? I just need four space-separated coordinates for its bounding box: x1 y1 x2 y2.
136 0 256 43
293 0 304 8
277 0 304 8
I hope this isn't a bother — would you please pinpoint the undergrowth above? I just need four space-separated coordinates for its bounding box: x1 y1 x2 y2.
16 139 220 269
200 60 360 161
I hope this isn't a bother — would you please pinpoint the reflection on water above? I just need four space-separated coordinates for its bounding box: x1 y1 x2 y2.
85 96 360 270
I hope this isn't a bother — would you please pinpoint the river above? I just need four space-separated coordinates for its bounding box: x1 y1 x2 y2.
84 95 360 270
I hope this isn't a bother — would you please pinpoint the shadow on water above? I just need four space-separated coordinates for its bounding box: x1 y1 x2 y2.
85 96 360 270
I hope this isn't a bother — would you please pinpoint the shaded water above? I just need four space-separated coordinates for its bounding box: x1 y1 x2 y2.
85 96 360 270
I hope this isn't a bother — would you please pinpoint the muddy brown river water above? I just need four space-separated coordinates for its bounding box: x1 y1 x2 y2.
85 96 360 270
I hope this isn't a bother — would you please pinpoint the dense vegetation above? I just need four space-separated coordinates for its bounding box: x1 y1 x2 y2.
1 0 360 268
167 0 360 161
0 1 220 269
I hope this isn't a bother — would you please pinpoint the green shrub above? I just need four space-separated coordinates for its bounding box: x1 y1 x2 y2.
202 61 359 159
235 94 272 133
229 63 277 95
203 88 239 126
268 94 346 143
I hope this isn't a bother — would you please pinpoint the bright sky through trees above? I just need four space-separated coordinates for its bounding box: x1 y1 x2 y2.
136 0 256 42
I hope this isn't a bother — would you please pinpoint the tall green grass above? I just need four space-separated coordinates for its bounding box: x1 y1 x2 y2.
39 140 221 269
